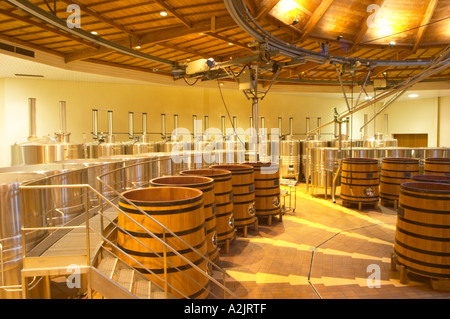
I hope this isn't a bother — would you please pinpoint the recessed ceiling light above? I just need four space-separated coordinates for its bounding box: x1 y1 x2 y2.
160 11 168 16
365 96 373 100
91 31 98 35
389 41 396 46
228 42 233 45
134 46 141 49
408 94 419 98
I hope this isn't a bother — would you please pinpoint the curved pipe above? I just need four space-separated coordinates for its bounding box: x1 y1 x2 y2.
224 0 435 67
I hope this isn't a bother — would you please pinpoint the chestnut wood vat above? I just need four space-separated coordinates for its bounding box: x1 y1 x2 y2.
340 158 379 209
380 158 419 208
412 174 450 184
424 158 450 176
150 175 218 264
181 168 235 251
210 164 257 236
394 182 450 279
243 162 281 225
117 187 209 299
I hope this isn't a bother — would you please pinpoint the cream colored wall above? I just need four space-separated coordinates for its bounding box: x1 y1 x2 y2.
438 96 450 147
375 97 450 147
0 77 448 167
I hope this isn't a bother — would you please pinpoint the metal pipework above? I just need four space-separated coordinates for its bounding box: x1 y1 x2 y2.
28 98 37 140
193 115 198 140
306 117 310 137
128 112 134 140
278 117 282 137
59 101 67 133
221 115 226 138
107 110 114 143
204 115 209 140
317 117 321 139
172 114 178 140
142 113 148 135
289 117 293 136
92 109 98 140
107 110 113 136
162 113 167 139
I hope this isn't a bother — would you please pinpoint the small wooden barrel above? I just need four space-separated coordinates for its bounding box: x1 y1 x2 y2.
412 174 450 184
395 182 450 279
243 162 281 225
424 158 450 176
181 168 235 248
380 158 419 206
117 187 209 299
210 164 257 231
149 175 218 264
340 158 379 208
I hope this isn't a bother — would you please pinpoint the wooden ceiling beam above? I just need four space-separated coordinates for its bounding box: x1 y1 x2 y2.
412 0 439 53
299 0 334 42
351 0 386 50
64 16 236 63
204 31 253 51
0 8 99 49
153 0 192 28
254 0 280 20
58 0 139 39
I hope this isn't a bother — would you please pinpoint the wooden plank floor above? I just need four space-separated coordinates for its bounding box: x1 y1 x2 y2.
214 184 450 299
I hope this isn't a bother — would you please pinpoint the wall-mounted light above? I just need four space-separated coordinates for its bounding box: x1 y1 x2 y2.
408 94 419 98
389 41 396 46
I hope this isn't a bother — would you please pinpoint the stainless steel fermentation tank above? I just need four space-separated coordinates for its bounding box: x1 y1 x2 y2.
0 172 48 299
85 109 126 158
124 112 158 155
11 99 84 166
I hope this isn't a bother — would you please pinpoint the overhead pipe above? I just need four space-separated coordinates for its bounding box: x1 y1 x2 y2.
223 0 434 67
306 57 450 137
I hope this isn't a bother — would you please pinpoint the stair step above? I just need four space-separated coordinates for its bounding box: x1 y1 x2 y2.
115 268 134 292
97 256 117 279
152 291 168 299
134 279 152 299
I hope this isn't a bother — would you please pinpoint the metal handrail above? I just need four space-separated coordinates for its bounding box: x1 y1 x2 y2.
20 179 239 299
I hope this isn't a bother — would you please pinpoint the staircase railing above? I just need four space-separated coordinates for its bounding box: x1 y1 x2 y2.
95 154 240 299
17 153 240 299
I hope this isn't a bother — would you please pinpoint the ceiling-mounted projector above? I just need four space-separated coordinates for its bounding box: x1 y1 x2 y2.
186 58 215 75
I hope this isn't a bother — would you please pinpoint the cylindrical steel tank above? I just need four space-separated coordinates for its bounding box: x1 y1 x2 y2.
280 138 301 180
310 147 341 188
0 172 47 299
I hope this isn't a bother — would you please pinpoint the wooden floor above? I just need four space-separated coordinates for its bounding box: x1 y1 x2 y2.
214 184 450 299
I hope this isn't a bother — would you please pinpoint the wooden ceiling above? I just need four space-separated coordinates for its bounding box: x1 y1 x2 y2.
0 0 449 87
